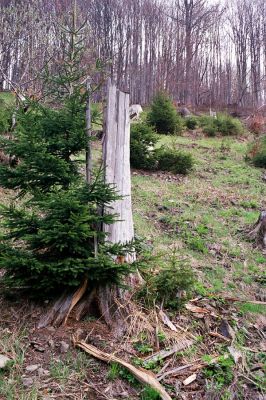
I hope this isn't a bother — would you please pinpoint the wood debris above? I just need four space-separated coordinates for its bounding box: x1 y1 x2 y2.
64 278 88 325
228 346 244 365
185 303 209 314
74 339 172 400
157 363 194 381
158 309 178 332
209 331 231 342
144 339 194 364
183 373 197 386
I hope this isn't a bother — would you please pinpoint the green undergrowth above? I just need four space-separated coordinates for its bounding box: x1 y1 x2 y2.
132 133 266 301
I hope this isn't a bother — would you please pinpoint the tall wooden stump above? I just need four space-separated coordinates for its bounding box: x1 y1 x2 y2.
98 81 137 335
103 80 135 255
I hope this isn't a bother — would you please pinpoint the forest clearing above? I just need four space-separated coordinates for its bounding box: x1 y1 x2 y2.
0 93 265 398
0 0 266 399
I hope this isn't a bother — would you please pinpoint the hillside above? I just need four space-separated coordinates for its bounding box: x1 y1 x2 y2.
0 128 265 400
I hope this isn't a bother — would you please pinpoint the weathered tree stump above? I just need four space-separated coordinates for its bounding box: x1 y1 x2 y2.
97 80 139 337
103 80 135 256
248 211 266 248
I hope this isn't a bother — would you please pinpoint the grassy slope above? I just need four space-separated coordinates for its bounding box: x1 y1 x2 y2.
0 95 265 398
132 133 266 299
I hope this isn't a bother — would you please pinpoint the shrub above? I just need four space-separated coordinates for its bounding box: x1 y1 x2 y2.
215 114 244 136
198 115 214 127
147 92 182 135
185 116 198 130
203 124 216 137
247 136 266 168
130 123 158 170
130 124 194 175
139 252 195 310
156 146 194 175
199 114 244 136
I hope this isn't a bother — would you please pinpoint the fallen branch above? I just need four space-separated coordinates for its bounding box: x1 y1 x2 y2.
157 363 194 381
209 331 231 342
144 339 194 364
157 356 212 381
221 297 266 306
74 340 172 400
185 303 209 314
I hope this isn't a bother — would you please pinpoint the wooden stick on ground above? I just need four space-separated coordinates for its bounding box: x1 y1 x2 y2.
221 297 266 305
144 339 194 364
73 340 172 400
157 363 194 381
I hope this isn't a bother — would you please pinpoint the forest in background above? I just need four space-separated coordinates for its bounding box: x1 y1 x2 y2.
0 0 265 109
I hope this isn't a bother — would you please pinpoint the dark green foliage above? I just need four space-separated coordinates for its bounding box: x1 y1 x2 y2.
130 123 158 170
252 152 266 168
185 116 198 130
199 114 244 137
0 17 136 295
0 100 87 193
215 114 244 135
0 172 135 295
248 136 266 168
130 123 194 174
0 182 135 294
151 261 194 309
147 92 182 135
156 147 194 175
0 104 12 134
138 251 195 310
